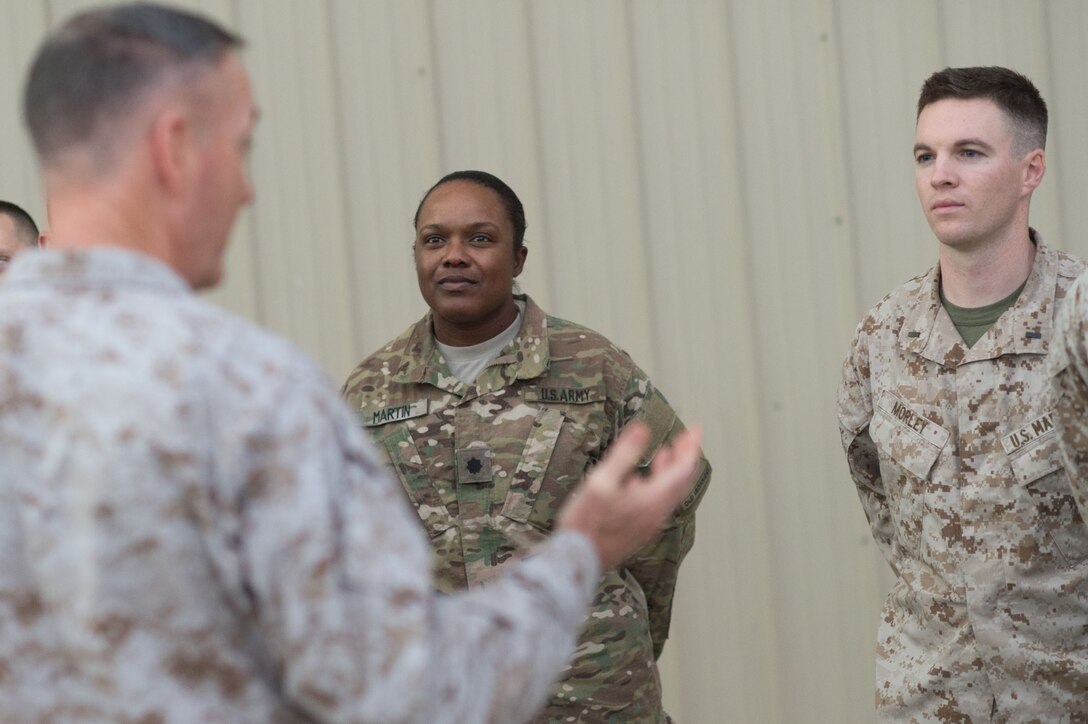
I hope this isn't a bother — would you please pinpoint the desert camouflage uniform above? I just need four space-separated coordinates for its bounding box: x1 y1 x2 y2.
0 249 603 723
342 295 711 724
1052 270 1088 522
838 235 1088 722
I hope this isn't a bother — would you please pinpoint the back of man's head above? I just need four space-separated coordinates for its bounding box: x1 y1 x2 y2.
24 2 242 171
917 66 1047 154
0 201 40 248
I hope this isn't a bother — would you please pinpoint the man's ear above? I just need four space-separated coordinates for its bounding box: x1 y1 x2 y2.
148 107 193 196
1022 148 1046 194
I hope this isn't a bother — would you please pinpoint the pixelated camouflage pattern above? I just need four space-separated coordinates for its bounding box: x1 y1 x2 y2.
1052 270 1088 523
0 250 602 723
839 235 1088 722
343 295 711 724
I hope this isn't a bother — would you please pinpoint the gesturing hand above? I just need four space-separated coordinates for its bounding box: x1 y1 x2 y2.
557 422 703 571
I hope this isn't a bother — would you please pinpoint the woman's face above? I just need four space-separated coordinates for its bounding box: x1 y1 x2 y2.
413 180 527 346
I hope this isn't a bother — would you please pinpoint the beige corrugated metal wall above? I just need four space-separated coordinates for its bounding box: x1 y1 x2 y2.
4 1 1088 721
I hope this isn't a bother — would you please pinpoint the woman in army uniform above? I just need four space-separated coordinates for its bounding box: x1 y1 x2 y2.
341 170 710 723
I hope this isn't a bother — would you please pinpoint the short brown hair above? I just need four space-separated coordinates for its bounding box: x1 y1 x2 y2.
917 66 1047 153
0 201 39 247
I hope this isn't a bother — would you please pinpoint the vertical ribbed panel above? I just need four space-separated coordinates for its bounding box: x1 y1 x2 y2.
2 1 1087 721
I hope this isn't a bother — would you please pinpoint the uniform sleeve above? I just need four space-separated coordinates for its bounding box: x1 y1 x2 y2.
616 366 711 660
212 367 601 724
838 330 898 574
1051 273 1088 521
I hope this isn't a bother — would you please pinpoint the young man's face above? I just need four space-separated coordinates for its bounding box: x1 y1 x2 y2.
913 97 1042 251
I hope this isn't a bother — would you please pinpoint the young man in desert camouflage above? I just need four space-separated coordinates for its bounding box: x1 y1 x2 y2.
839 66 1088 720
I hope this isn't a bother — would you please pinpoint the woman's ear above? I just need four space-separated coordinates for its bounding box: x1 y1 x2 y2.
513 245 528 277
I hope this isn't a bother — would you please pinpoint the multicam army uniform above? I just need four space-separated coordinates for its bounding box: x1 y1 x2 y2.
838 235 1088 722
1052 270 1088 522
342 295 711 724
0 250 603 723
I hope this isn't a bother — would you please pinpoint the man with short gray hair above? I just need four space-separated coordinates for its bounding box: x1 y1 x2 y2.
0 4 702 722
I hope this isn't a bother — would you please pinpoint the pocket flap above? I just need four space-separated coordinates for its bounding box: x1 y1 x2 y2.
1003 414 1062 485
380 426 455 536
870 393 948 480
500 407 564 523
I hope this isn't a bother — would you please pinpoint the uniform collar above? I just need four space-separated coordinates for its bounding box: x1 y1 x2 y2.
394 294 551 387
490 294 550 379
899 229 1056 367
2 247 191 296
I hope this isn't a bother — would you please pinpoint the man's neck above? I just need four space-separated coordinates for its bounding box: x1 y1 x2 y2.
45 171 173 266
937 228 1036 308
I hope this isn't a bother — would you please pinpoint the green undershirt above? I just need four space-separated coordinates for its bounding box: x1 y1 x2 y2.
940 279 1026 348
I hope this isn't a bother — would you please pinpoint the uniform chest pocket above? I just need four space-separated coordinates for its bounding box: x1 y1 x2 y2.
870 394 948 481
377 426 455 538
1005 418 1088 566
1003 411 1061 485
500 394 602 531
868 397 949 556
500 408 565 528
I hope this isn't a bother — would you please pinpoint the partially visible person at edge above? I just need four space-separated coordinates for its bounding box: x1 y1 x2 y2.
0 4 704 722
341 169 712 724
1053 276 1088 541
838 66 1088 721
0 200 41 275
